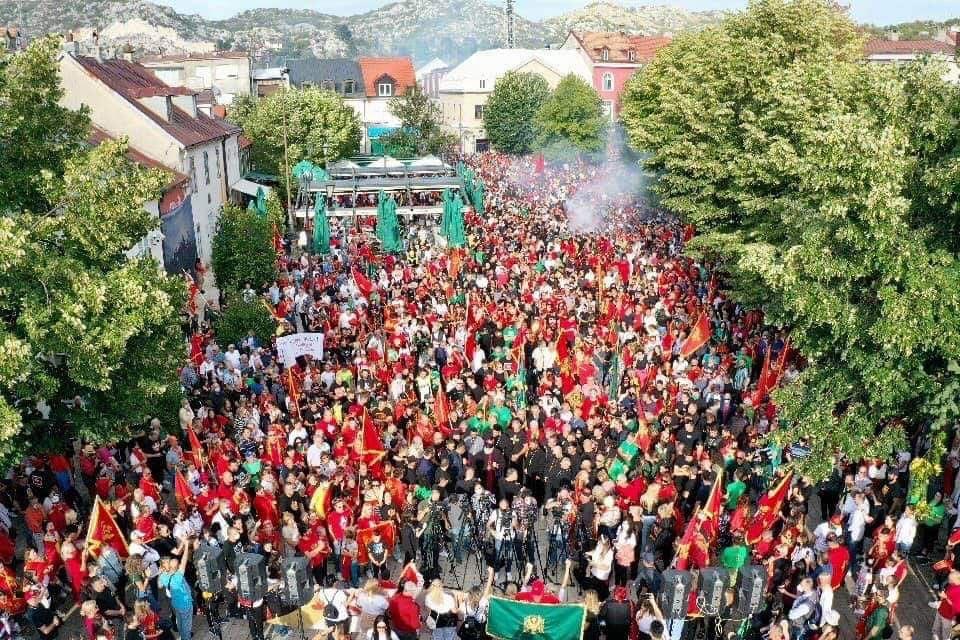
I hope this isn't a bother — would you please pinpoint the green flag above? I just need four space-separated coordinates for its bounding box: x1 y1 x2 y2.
254 186 268 217
486 597 586 640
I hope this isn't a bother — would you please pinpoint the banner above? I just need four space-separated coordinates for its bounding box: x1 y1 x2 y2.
486 597 586 640
356 522 396 565
276 332 325 364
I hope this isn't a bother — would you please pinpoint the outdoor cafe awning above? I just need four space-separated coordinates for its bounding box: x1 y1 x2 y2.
231 179 273 198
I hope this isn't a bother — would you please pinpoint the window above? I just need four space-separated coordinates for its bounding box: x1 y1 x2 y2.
602 101 614 117
479 79 486 89
188 156 197 192
322 79 334 90
601 48 609 61
628 49 636 62
474 104 484 120
378 82 393 97
214 64 239 80
344 79 355 94
203 150 210 186
215 149 221 179
602 73 614 91
195 66 212 88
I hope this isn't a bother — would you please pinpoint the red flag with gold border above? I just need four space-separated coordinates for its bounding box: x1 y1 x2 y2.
745 472 793 545
356 522 396 565
679 313 711 359
86 495 129 558
360 409 386 479
174 471 193 509
186 426 205 470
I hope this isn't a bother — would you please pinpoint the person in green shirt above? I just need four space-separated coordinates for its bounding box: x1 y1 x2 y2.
719 532 749 572
725 470 747 511
920 491 946 557
864 591 890 639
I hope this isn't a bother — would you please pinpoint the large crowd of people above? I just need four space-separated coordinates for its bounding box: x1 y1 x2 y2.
0 151 943 640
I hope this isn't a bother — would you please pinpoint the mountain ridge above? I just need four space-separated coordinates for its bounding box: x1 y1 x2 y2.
0 0 724 65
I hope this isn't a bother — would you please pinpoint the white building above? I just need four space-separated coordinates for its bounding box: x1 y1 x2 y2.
864 38 959 84
438 49 593 153
58 48 244 276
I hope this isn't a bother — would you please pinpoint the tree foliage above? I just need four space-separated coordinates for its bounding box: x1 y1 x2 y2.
0 37 89 214
620 0 960 479
212 203 279 293
228 88 361 178
215 291 277 348
535 74 607 158
483 71 550 155
0 39 187 465
383 85 458 157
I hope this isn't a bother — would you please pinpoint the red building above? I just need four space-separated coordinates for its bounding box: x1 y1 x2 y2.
561 31 672 120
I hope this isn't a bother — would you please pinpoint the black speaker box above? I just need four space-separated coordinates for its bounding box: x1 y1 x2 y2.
237 552 268 603
658 569 693 620
194 545 227 594
698 567 729 616
280 556 314 607
735 565 768 618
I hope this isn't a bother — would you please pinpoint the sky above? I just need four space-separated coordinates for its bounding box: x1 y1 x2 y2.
153 0 960 25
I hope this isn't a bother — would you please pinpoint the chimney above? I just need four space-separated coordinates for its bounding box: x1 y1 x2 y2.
888 31 900 41
172 94 198 118
61 32 80 57
122 42 135 62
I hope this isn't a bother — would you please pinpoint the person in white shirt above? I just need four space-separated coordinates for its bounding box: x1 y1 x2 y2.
287 424 308 447
895 505 917 555
532 340 557 372
223 345 241 369
306 433 329 469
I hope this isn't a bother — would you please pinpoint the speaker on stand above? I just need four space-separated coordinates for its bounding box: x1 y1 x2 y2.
735 565 768 619
281 556 315 640
194 546 226 640
237 553 268 603
659 568 694 638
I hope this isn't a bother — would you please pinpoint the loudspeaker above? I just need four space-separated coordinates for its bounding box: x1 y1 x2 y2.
698 567 729 616
659 569 693 620
237 553 268 603
281 556 314 607
735 565 767 618
195 545 227 593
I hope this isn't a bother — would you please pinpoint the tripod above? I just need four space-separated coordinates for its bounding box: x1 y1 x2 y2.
455 498 487 589
491 530 525 592
544 517 571 584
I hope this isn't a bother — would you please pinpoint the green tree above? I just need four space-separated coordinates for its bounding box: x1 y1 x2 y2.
228 88 361 179
483 71 550 155
383 85 459 157
0 41 187 464
0 37 89 214
535 74 607 158
620 0 960 479
211 203 279 292
215 291 277 347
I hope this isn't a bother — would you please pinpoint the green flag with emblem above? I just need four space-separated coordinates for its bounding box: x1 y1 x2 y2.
486 597 586 640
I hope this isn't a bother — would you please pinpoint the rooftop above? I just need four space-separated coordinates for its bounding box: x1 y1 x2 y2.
88 126 188 190
569 31 673 64
440 49 592 93
73 55 241 148
864 39 956 57
358 57 416 97
139 51 250 64
286 58 364 96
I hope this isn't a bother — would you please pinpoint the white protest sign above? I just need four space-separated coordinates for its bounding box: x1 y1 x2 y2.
276 332 325 364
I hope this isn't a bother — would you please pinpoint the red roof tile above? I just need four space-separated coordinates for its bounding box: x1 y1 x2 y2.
571 31 672 64
75 56 241 148
864 39 956 56
88 126 188 190
358 57 415 97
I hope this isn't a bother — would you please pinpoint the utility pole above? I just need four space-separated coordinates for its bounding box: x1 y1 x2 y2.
506 0 515 49
281 73 294 234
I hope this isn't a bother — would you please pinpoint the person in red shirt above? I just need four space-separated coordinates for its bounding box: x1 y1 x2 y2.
387 581 421 640
933 570 960 640
826 535 850 591
298 514 330 585
138 469 161 503
515 579 560 604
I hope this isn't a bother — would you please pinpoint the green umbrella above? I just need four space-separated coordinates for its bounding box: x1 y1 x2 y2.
472 180 485 215
376 190 402 253
254 186 268 218
312 195 330 255
447 192 466 248
440 189 453 240
292 159 316 181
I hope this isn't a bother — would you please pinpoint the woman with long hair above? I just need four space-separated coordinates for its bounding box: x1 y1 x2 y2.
582 590 601 640
133 601 160 640
599 586 634 640
348 579 388 638
613 519 638 586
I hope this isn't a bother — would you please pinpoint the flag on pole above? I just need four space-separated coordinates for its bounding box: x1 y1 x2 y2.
675 467 725 570
434 386 452 436
679 312 711 359
186 426 205 470
352 265 375 298
465 331 477 365
86 496 129 559
745 472 794 545
486 597 586 640
356 522 397 564
751 345 774 406
310 481 332 518
174 471 193 509
360 409 387 478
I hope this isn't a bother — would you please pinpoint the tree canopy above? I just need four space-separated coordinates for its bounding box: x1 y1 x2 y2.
620 0 960 479
212 202 280 292
229 88 362 179
382 85 458 157
535 74 607 159
0 38 186 465
483 71 550 155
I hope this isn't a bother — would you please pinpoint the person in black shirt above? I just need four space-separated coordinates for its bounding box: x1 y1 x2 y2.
26 591 61 640
92 576 126 633
123 611 144 640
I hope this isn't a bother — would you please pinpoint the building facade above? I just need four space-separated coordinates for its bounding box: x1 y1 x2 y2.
438 49 593 153
864 38 959 84
58 48 243 275
561 31 671 120
140 51 252 105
